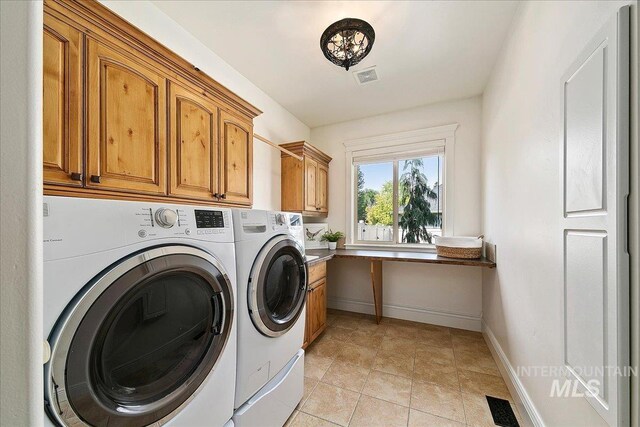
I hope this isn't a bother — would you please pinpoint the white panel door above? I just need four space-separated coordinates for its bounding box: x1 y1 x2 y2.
561 6 630 426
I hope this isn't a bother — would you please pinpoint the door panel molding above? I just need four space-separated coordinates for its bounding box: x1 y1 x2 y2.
563 42 607 216
564 230 608 405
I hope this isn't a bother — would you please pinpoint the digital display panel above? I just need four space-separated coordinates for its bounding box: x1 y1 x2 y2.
290 215 302 227
195 210 225 228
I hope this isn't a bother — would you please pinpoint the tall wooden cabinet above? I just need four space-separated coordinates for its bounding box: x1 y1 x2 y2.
280 141 332 217
43 0 261 206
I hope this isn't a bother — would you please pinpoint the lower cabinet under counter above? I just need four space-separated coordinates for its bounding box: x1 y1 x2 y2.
303 261 327 348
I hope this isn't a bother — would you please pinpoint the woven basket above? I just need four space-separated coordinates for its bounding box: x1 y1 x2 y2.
435 245 482 259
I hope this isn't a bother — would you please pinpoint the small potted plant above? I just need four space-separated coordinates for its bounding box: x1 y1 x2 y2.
320 229 344 250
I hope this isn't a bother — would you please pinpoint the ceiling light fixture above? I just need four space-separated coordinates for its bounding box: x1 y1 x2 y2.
320 18 375 71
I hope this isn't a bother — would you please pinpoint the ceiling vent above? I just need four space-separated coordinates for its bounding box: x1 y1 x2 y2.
353 66 379 85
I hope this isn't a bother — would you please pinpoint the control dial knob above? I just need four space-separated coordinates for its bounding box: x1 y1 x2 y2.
275 213 286 226
155 208 178 228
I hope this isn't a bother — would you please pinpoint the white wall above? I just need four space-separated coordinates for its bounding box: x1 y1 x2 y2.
101 0 310 211
311 97 484 330
0 1 43 425
481 1 634 426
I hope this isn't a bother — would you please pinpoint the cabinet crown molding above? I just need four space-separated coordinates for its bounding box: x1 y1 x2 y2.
279 141 332 164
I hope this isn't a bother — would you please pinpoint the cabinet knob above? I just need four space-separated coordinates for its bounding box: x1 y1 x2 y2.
220 193 227 199
70 172 82 181
213 193 220 199
90 175 101 183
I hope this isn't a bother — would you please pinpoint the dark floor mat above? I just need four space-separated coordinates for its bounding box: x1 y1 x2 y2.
486 395 519 427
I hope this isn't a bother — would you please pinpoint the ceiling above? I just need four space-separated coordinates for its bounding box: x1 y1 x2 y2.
152 1 519 128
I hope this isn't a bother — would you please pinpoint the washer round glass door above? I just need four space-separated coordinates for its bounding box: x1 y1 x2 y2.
45 246 234 427
248 236 307 337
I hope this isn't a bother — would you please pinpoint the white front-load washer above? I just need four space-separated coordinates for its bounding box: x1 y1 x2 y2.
43 196 237 427
232 210 307 427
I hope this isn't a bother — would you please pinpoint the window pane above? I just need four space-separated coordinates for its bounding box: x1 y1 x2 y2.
398 155 443 244
356 162 393 242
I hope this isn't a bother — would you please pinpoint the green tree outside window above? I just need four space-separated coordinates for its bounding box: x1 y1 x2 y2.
399 159 438 243
365 181 393 226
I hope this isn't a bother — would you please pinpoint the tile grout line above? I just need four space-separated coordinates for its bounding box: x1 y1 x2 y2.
345 328 381 427
345 391 363 427
346 357 374 427
407 361 415 427
450 340 469 425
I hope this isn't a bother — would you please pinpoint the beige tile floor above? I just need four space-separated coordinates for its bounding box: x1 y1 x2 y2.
285 310 523 427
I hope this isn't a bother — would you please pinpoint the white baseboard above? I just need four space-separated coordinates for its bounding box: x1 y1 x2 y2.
327 297 482 331
482 320 545 427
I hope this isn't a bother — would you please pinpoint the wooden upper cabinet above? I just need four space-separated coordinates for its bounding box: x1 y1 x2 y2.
43 0 261 206
43 14 83 187
281 141 332 217
316 162 329 213
304 157 318 212
219 110 253 205
169 83 219 201
86 38 167 195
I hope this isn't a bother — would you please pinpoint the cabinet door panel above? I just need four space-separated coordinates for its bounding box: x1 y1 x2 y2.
219 111 252 205
309 280 327 341
169 83 219 200
86 38 166 194
316 162 329 213
43 15 83 186
304 158 318 212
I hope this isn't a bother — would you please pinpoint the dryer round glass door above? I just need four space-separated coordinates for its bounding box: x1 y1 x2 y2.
248 236 307 337
44 246 234 427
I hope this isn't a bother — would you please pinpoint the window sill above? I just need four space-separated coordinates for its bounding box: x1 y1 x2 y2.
344 243 437 253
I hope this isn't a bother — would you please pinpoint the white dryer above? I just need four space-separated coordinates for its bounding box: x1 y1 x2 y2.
232 210 307 427
43 196 237 427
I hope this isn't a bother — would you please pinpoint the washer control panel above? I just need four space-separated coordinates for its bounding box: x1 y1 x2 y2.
43 197 235 261
135 206 230 236
233 209 305 246
136 205 231 241
274 213 287 226
268 212 289 231
268 212 304 243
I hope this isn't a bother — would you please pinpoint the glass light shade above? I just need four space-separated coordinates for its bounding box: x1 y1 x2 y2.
320 18 375 71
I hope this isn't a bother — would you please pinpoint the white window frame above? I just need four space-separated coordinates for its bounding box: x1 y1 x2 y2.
343 124 458 251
